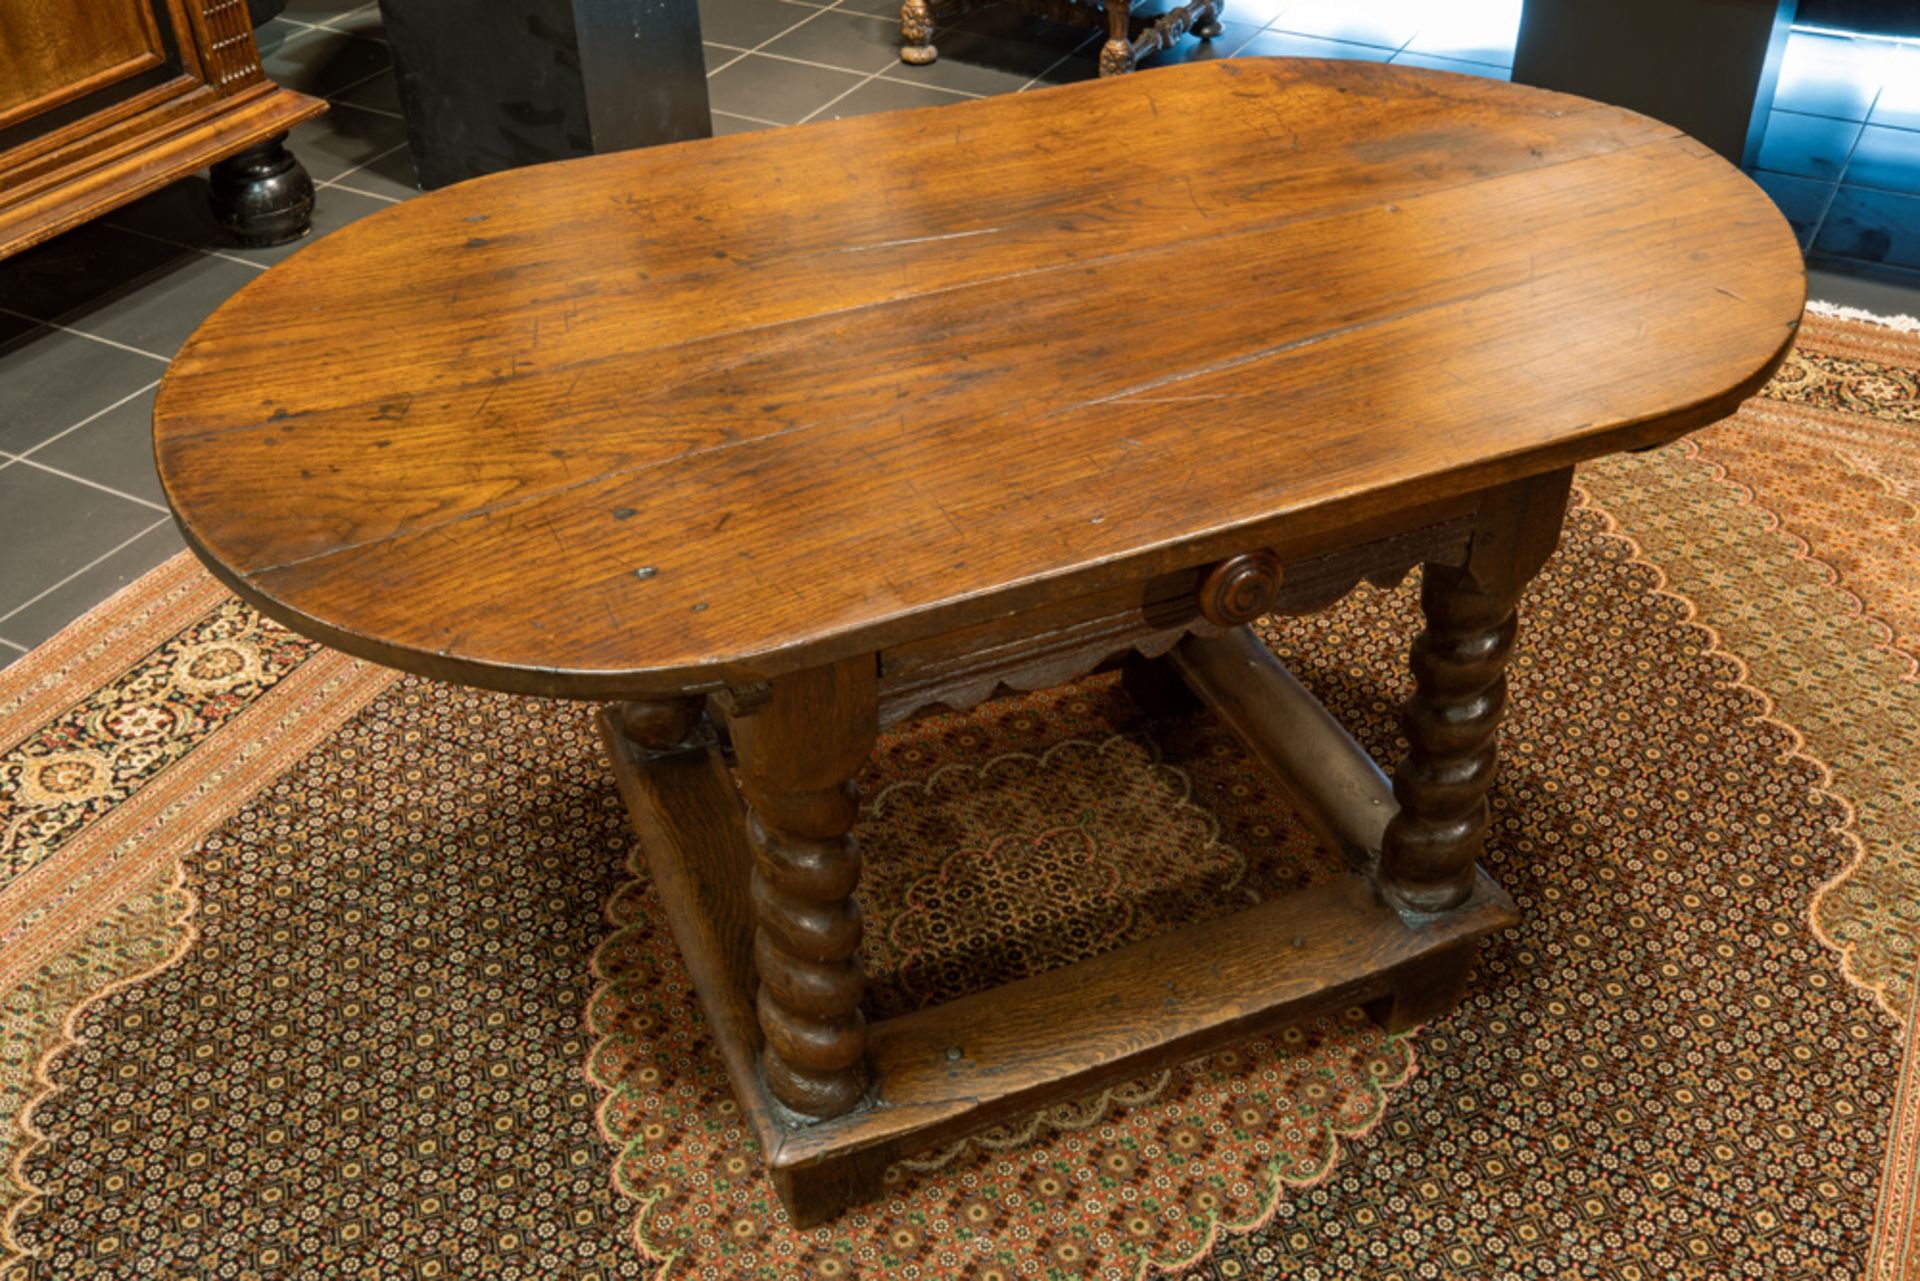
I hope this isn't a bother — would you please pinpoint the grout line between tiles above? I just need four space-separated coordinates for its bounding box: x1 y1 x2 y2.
713 109 789 128
0 638 27 656
0 310 170 363
16 378 164 459
0 516 175 629
105 221 269 272
1015 31 1100 92
315 2 384 36
797 66 896 122
6 456 170 514
751 47 902 78
708 3 846 82
323 180 404 204
323 71 403 116
318 141 413 189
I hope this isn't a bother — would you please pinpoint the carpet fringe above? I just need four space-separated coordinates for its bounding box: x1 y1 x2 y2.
1807 299 1920 334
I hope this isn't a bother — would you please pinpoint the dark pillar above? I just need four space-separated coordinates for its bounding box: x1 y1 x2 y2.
1512 0 1799 169
377 0 712 190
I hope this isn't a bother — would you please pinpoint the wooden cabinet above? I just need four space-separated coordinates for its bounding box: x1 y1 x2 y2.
0 0 324 258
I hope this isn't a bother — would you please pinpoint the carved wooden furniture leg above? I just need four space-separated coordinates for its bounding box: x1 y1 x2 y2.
901 0 939 64
1100 0 1136 76
725 658 880 1121
1194 0 1223 39
1380 470 1573 915
208 133 315 248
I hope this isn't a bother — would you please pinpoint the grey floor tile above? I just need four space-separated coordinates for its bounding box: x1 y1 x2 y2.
1023 45 1099 88
707 52 869 123
289 104 411 183
1843 124 1920 196
252 15 307 56
832 0 901 19
0 319 164 454
24 386 165 507
0 521 186 650
329 69 404 116
1263 0 1418 50
698 0 827 50
706 41 747 71
0 464 167 618
103 180 227 250
1813 185 1920 271
280 0 374 23
813 76 973 121
1868 48 1920 131
1399 0 1521 65
0 637 25 669
1752 170 1838 248
944 4 1095 51
0 223 188 327
1807 262 1920 313
330 143 421 201
1236 29 1393 62
263 26 391 98
713 111 776 134
1388 50 1509 79
882 28 1068 95
320 3 386 41
1754 110 1864 183
761 9 905 74
43 248 262 359
1772 32 1885 123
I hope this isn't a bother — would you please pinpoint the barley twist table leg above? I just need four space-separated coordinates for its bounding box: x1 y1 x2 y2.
728 658 879 1120
1379 564 1519 912
1380 469 1573 915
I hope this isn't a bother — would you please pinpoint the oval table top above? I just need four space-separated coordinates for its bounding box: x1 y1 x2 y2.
154 58 1803 698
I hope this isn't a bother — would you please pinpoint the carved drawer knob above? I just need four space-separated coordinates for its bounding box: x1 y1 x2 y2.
1198 551 1284 626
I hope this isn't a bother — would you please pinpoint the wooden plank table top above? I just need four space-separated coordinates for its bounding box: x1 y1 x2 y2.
151 57 1803 700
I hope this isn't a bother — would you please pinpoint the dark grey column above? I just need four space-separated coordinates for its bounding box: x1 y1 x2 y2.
1512 0 1799 169
378 0 712 190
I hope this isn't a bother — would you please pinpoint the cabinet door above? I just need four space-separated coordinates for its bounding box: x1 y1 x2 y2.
0 0 192 139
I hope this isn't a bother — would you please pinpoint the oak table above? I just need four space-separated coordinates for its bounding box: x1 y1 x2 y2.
152 58 1805 1226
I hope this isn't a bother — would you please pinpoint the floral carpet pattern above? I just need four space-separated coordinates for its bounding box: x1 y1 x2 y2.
0 312 1915 1279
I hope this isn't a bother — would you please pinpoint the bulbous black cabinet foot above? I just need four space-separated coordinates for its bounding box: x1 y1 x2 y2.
209 133 315 248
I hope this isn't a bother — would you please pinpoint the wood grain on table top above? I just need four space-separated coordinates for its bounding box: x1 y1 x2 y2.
152 57 1804 696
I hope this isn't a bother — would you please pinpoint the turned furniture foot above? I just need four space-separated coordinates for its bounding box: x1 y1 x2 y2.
1193 0 1223 39
209 133 315 248
1380 471 1573 914
901 0 939 64
726 658 880 1121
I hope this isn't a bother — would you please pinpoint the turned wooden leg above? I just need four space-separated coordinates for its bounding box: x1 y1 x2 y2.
209 134 315 248
727 657 879 1121
1380 470 1573 914
901 0 938 64
1194 0 1223 39
1100 0 1136 75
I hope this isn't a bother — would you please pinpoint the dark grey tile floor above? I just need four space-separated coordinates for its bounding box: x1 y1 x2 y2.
0 0 1916 670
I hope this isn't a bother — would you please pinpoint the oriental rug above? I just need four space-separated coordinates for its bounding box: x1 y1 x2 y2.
0 308 1916 1280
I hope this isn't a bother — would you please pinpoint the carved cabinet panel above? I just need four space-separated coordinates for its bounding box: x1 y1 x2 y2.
0 0 324 257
